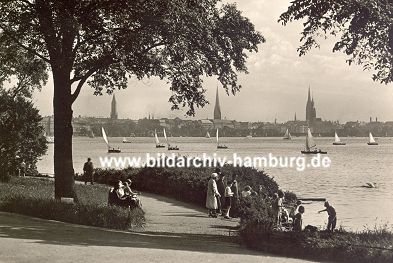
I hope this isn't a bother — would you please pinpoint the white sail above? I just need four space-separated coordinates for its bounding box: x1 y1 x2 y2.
334 132 341 143
154 130 160 144
163 128 169 145
206 131 211 138
369 132 376 143
284 129 292 139
216 129 219 145
101 127 109 148
305 128 316 151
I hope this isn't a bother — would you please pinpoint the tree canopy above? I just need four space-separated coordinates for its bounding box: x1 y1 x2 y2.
0 89 47 181
0 0 264 115
0 0 264 198
279 0 393 84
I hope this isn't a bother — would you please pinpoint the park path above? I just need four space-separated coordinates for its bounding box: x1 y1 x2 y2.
0 188 315 263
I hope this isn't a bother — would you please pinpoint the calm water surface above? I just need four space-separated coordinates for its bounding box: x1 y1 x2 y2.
37 136 393 231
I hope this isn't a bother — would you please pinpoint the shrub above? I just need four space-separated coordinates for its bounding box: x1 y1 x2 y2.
0 195 144 229
81 164 285 217
0 177 145 230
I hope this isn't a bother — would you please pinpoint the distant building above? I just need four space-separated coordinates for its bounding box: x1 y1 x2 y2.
306 87 317 124
200 119 214 130
110 94 118 120
213 87 221 120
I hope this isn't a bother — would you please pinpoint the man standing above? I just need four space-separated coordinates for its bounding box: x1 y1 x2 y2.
83 158 94 185
318 201 337 232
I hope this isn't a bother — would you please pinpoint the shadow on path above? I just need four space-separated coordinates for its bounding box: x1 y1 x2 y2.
0 212 259 256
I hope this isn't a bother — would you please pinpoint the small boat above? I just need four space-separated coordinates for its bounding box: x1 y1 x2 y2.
122 137 132 143
367 132 378 145
283 129 292 140
361 182 377 188
246 135 252 139
205 131 211 138
333 132 346 145
102 127 121 153
46 136 54 144
301 128 327 154
164 128 179 150
216 128 228 149
154 129 165 148
44 132 54 143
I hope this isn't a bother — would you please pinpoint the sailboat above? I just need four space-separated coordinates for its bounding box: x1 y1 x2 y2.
102 127 121 153
333 132 346 145
283 129 292 140
164 128 179 150
154 129 165 148
122 137 132 143
367 132 378 145
205 131 211 138
216 129 228 149
301 128 327 154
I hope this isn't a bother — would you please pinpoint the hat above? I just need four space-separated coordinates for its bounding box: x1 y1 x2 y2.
211 173 218 178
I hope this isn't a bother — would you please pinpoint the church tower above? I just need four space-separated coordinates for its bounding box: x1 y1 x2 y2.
213 87 221 120
306 87 316 124
110 94 118 120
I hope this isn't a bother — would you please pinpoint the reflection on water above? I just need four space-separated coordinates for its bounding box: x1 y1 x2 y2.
37 136 393 231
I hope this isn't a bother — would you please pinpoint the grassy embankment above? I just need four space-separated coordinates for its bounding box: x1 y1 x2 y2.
0 177 145 230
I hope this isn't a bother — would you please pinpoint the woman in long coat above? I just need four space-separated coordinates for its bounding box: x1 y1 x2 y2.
206 173 220 217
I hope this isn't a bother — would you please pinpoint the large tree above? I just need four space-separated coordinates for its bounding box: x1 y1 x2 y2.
279 0 393 84
0 90 47 181
0 0 264 198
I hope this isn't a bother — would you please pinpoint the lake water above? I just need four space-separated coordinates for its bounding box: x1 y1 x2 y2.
37 136 393 231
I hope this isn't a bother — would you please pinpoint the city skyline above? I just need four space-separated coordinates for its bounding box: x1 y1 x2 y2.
31 0 393 122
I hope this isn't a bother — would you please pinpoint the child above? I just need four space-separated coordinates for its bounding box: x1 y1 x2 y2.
223 180 234 219
293 205 305 232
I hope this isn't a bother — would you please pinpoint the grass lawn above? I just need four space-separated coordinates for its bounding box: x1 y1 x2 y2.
0 177 145 230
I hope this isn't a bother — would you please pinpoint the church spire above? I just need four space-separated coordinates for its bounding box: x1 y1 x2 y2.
307 86 311 102
110 94 118 120
213 86 221 120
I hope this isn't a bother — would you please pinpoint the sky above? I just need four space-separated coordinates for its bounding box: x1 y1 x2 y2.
31 0 393 123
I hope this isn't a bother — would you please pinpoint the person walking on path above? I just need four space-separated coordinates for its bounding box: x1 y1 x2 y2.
206 173 220 217
223 180 234 219
83 157 94 185
318 201 337 232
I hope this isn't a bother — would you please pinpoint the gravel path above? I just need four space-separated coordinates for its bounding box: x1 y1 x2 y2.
0 190 315 263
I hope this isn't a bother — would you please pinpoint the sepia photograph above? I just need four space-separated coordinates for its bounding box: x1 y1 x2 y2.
0 0 392 262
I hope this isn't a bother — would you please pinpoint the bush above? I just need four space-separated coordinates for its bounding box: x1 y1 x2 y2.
0 195 144 229
0 177 145 230
81 164 285 217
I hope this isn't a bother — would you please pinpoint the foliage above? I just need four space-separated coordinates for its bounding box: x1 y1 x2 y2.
0 177 145 230
0 0 264 115
240 223 393 263
279 0 393 84
0 91 47 181
0 0 264 198
78 164 282 216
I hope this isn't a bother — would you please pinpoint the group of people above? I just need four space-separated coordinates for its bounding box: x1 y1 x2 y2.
109 179 142 208
206 168 239 219
205 169 337 232
272 191 337 232
83 158 141 208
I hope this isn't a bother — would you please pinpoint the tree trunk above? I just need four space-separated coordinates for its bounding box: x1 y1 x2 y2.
53 69 75 199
